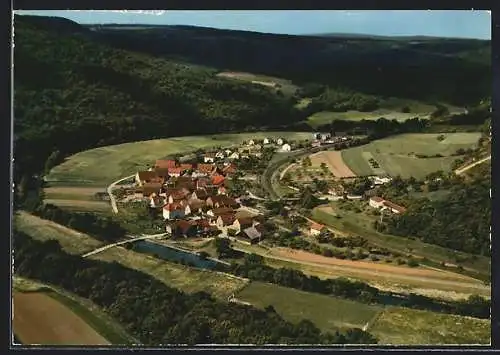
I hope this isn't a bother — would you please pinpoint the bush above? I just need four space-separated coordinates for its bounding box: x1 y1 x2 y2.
370 255 379 262
396 258 406 265
322 248 334 257
407 258 419 268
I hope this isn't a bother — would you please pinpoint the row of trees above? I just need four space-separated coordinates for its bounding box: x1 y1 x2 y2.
14 231 378 345
32 203 126 243
230 254 490 319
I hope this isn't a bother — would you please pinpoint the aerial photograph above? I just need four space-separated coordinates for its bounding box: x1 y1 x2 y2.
11 10 491 346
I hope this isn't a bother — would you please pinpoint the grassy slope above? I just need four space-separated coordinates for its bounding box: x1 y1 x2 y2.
47 132 311 186
340 133 481 178
369 306 490 345
13 277 135 345
236 281 382 331
14 212 247 300
311 207 490 280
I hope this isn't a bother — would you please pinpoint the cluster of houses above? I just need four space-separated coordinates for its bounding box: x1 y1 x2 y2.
369 196 407 214
311 132 351 148
134 159 266 243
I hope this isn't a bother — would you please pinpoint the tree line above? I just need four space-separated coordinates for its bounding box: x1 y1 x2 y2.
14 231 378 345
228 253 489 319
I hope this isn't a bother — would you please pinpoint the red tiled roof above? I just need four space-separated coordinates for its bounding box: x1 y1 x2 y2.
197 164 215 173
174 219 195 234
164 202 184 211
179 163 193 171
310 222 325 231
383 200 407 213
211 207 234 216
137 171 161 182
222 164 237 174
370 196 385 203
212 174 225 185
168 167 183 174
193 189 208 199
156 159 177 169
236 217 253 227
142 183 163 196
196 178 211 188
154 167 170 178
218 213 236 225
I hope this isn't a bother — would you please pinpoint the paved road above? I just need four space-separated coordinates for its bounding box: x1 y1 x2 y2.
107 174 136 214
454 155 491 175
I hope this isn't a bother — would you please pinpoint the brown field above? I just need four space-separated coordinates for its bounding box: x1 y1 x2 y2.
310 151 356 178
268 248 488 294
13 292 110 345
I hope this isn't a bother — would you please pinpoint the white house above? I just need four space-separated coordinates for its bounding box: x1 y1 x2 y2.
281 143 292 152
215 151 225 160
203 153 216 163
276 138 284 145
310 222 325 236
321 133 331 141
263 138 270 145
247 139 255 146
229 152 240 160
224 149 233 156
369 196 385 209
372 176 392 185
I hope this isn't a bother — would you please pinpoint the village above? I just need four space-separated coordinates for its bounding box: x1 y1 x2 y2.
111 133 407 247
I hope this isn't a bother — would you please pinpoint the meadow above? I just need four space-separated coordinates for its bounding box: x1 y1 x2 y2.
307 110 419 128
236 281 382 332
46 132 311 186
369 307 490 345
340 133 481 179
14 212 248 300
216 71 299 97
311 206 491 286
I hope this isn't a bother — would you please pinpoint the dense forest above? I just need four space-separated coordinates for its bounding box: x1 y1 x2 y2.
14 231 378 345
376 172 491 257
86 23 490 106
14 15 302 181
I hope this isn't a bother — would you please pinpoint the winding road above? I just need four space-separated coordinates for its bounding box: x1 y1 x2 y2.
107 174 135 214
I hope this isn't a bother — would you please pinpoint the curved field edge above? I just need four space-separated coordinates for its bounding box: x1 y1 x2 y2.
13 277 136 345
339 132 481 179
46 131 312 185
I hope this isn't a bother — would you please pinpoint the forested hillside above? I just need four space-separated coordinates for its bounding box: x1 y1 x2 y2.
87 24 491 106
14 15 301 179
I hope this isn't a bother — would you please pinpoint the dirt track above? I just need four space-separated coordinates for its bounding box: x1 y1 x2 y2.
268 248 489 294
13 292 110 345
310 151 356 178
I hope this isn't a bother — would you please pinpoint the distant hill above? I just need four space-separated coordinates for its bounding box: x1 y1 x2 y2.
81 23 490 106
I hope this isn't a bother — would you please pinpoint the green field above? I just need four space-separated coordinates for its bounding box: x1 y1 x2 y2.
13 277 136 344
236 281 382 332
47 132 311 186
311 207 491 284
369 307 490 345
14 211 104 255
340 133 481 178
15 212 248 300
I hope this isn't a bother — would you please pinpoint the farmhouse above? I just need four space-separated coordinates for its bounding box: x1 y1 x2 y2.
228 152 240 160
217 214 237 228
232 217 254 233
222 164 237 176
371 176 392 185
207 207 234 218
369 196 385 208
215 151 225 160
186 199 205 215
263 138 270 145
242 226 262 244
191 188 209 200
310 222 326 236
206 195 239 209
311 141 322 148
197 163 216 175
247 139 255 146
203 153 216 163
163 202 186 220
154 167 170 180
167 167 183 177
369 196 407 214
166 188 190 204
281 143 292 152
155 159 177 169
196 177 211 189
224 149 233 156
276 138 284 145
136 171 163 186
141 183 163 197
